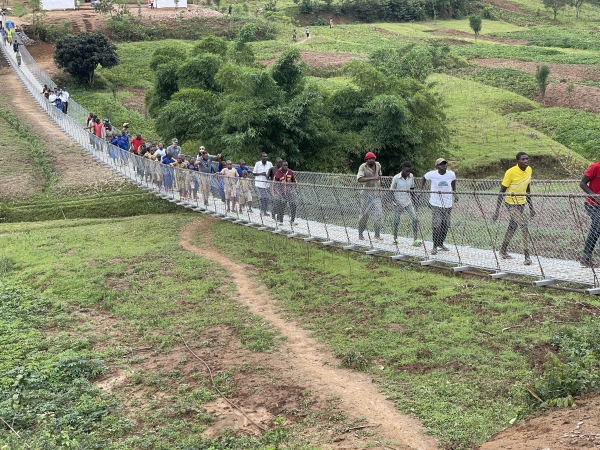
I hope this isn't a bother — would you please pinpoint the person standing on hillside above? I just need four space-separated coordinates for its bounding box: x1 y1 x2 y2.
253 153 273 217
390 161 420 246
579 162 600 268
420 158 457 255
357 152 383 241
492 152 534 266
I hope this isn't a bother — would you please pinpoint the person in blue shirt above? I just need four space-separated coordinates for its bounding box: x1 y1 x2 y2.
236 159 251 177
162 153 176 191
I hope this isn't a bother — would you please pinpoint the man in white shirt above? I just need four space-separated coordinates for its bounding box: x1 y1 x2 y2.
154 142 166 159
60 87 69 114
420 158 457 255
390 161 420 246
253 153 273 216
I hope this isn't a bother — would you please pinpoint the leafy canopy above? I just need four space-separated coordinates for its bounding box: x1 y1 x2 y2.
54 33 119 85
150 32 448 175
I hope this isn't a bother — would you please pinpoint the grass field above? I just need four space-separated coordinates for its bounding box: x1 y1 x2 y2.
0 215 598 449
6 3 600 448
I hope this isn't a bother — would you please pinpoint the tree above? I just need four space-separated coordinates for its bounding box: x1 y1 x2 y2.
54 33 119 85
536 65 551 104
469 15 482 40
192 35 228 57
543 0 568 19
29 0 41 41
271 47 306 96
177 54 223 91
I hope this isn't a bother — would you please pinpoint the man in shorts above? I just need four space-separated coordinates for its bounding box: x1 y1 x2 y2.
492 152 535 266
237 171 253 213
220 160 239 213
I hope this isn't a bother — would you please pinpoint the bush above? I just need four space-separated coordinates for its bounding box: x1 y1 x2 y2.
311 15 329 26
530 321 600 407
470 68 538 99
23 20 73 43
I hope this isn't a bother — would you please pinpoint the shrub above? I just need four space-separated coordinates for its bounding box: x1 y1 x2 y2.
530 321 600 407
470 68 538 99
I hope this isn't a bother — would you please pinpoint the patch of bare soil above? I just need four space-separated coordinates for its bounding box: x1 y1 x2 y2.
472 58 600 82
300 50 364 68
486 0 533 14
0 69 125 195
67 298 421 446
261 50 364 69
538 82 600 113
425 27 529 45
479 393 600 450
180 217 438 450
27 42 59 79
16 3 222 35
119 88 148 117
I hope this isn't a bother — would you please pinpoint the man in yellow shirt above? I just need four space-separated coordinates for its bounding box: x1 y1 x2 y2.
492 152 536 265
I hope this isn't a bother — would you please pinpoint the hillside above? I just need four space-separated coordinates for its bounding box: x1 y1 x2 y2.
3 1 600 449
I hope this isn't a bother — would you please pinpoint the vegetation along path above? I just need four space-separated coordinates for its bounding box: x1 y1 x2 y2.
179 217 438 450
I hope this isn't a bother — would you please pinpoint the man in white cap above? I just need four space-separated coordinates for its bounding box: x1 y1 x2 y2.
420 158 457 255
195 146 221 207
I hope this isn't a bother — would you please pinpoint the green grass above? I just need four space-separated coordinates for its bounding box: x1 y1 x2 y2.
0 215 283 448
468 68 538 99
450 41 600 64
429 73 588 176
0 190 186 223
514 107 600 160
432 18 527 34
0 215 278 346
207 219 600 449
491 25 600 52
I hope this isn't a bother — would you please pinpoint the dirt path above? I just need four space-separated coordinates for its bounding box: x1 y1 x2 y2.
0 68 123 195
179 217 437 450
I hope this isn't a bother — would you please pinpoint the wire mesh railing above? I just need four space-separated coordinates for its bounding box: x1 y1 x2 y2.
3 41 600 289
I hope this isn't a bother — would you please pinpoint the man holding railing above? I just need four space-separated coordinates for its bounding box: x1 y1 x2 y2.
357 151 383 241
579 162 600 268
492 152 535 266
253 153 273 217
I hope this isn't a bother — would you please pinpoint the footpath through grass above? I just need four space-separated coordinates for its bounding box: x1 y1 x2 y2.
207 219 600 449
0 215 283 449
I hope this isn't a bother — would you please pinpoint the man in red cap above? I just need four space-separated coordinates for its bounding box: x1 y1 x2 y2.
356 152 383 241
